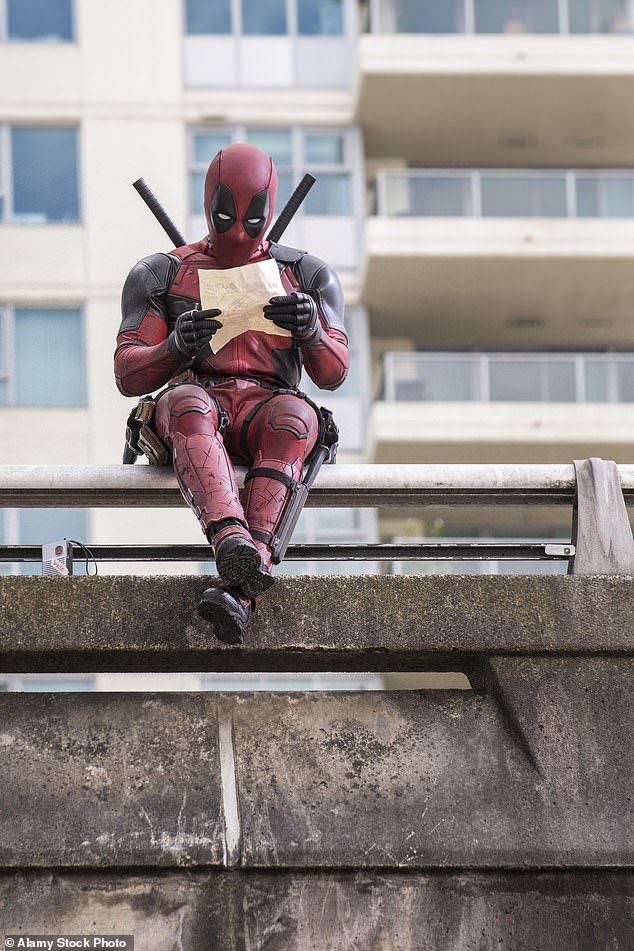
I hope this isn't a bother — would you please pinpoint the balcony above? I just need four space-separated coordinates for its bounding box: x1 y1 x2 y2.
363 169 634 349
356 1 634 165
369 351 634 463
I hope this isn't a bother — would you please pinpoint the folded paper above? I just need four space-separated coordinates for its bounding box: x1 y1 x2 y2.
198 258 292 354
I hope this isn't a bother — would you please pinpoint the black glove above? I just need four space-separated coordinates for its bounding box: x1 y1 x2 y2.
169 306 222 358
263 293 319 342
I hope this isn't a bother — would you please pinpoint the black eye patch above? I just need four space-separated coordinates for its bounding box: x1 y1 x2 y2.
211 184 237 233
243 188 269 238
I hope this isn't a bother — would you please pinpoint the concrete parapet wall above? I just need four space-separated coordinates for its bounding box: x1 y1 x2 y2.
0 575 631 948
1 870 632 951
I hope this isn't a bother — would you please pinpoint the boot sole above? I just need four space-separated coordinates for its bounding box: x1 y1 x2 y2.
196 597 246 645
215 541 276 599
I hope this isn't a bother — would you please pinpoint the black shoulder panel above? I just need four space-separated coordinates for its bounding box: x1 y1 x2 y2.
269 242 307 265
294 253 346 337
119 253 180 334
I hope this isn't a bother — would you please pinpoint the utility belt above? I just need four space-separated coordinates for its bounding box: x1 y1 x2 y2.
122 370 339 469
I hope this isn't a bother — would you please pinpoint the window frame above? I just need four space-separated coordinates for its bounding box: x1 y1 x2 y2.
0 122 81 225
188 124 359 221
0 304 87 407
184 0 348 38
1 0 75 43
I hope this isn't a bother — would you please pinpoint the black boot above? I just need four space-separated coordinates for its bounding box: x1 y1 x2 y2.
212 525 275 599
196 585 256 645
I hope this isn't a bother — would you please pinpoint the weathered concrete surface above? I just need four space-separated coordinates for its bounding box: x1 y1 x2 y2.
0 664 630 868
0 575 632 672
0 694 225 868
1 870 632 951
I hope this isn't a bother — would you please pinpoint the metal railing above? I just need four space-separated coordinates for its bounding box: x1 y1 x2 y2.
0 462 633 573
375 169 634 218
383 352 634 403
369 0 634 35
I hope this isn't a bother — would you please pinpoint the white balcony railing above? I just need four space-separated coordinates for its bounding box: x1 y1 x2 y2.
383 352 634 403
376 169 634 218
369 0 634 35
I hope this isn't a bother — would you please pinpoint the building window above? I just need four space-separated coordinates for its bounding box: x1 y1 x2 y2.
190 126 354 217
183 0 352 88
0 307 86 406
5 0 73 41
186 0 232 33
1 125 79 223
188 125 361 268
242 0 288 34
185 0 344 35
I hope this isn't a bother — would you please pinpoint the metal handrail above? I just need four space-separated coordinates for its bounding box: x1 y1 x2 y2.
1 463 634 507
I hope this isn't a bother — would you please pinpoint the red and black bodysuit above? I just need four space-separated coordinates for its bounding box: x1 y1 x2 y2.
114 143 349 637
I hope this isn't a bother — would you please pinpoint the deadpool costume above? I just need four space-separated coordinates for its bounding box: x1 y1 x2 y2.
114 143 349 643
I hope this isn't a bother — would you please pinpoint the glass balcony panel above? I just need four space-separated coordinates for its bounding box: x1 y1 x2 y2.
601 177 634 216
474 0 559 32
584 360 610 400
488 360 572 400
384 175 471 216
393 359 479 400
569 0 634 33
377 0 464 33
545 362 577 400
614 360 634 400
576 178 600 217
481 176 567 217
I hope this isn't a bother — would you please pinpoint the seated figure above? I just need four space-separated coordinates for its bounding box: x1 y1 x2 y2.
114 143 349 643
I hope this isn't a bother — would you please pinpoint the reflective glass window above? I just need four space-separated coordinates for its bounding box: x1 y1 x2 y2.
386 0 463 32
245 128 293 165
388 177 470 216
15 309 85 405
304 173 351 214
569 0 634 33
298 0 344 34
474 0 559 33
481 176 567 217
577 177 634 217
306 132 345 165
7 0 73 41
193 131 233 164
185 0 232 33
584 360 610 400
615 360 634 400
242 0 288 34
11 127 79 223
489 360 576 401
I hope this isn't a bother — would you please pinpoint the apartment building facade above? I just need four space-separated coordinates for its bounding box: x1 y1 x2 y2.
1 0 634 675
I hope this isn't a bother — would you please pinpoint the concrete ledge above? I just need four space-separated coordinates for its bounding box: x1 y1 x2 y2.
1 870 632 951
0 575 632 673
0 676 630 870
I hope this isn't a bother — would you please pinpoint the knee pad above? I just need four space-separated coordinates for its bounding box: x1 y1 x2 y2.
265 396 319 441
167 385 218 421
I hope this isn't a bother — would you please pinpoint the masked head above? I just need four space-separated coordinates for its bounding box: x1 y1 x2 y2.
204 143 277 268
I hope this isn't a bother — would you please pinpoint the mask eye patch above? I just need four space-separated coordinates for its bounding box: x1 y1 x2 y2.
243 188 269 238
211 184 237 234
